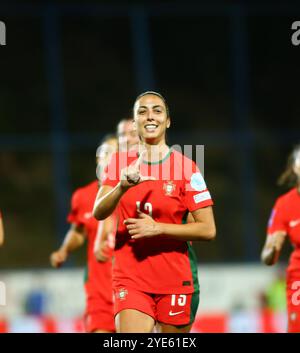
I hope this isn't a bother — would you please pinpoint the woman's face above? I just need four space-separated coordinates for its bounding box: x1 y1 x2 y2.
117 120 139 151
96 138 118 174
133 94 170 144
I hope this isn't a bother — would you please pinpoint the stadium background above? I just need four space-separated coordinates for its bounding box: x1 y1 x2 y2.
0 0 299 332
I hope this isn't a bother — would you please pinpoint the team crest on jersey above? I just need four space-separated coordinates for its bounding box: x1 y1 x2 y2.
84 212 93 219
116 288 128 301
163 181 176 196
290 312 297 322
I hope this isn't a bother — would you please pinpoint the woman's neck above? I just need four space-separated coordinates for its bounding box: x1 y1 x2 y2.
139 141 169 163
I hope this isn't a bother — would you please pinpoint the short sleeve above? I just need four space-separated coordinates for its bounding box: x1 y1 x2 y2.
183 160 213 212
101 152 120 188
267 198 288 235
67 190 83 225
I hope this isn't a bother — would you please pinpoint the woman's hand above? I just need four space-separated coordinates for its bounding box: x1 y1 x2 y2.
119 151 155 191
50 248 68 268
93 150 156 221
124 211 162 239
94 239 111 262
261 231 286 265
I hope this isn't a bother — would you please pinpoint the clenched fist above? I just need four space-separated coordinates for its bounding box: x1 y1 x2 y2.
120 150 155 191
50 248 68 268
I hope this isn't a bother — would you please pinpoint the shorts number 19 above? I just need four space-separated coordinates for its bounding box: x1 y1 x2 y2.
171 294 187 307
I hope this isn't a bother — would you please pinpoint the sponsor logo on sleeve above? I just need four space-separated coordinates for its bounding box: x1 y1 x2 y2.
190 172 207 192
268 209 276 227
193 191 211 204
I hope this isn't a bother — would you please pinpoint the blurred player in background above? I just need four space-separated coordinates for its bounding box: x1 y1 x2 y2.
261 144 300 332
93 118 139 261
94 91 216 333
0 210 4 246
117 117 139 152
50 134 117 333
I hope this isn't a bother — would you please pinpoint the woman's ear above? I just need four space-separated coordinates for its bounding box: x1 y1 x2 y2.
132 119 137 130
167 118 171 129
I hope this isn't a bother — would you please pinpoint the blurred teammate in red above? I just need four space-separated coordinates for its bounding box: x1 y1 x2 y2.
94 91 216 333
0 211 4 246
261 144 300 333
50 134 117 333
94 118 139 261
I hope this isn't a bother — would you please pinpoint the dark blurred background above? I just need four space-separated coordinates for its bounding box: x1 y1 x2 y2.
0 1 299 268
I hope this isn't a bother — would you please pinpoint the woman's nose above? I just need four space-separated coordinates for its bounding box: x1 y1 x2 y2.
146 113 154 121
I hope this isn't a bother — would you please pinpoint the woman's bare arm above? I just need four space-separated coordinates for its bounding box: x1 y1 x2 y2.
125 206 216 241
261 231 286 266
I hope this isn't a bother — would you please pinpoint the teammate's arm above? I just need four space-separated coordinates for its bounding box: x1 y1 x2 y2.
261 231 286 266
94 215 115 262
0 212 4 246
125 206 216 241
50 224 86 268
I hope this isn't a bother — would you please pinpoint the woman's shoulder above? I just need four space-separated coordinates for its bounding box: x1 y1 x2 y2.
276 187 298 207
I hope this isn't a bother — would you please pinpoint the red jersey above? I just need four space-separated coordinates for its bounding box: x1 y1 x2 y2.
267 188 300 273
67 180 113 311
102 149 214 294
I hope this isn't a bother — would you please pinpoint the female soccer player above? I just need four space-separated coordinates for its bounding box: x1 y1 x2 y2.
0 211 4 246
50 135 117 333
93 91 216 333
261 144 300 333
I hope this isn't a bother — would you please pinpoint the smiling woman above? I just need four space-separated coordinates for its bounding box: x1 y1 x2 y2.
93 91 216 333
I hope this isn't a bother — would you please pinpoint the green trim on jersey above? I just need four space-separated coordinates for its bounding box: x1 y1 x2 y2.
181 211 188 225
187 242 200 324
84 265 88 284
182 212 200 325
142 148 172 165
